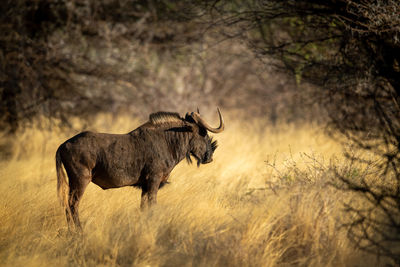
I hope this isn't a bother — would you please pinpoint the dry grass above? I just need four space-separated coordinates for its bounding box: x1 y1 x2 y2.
0 113 378 266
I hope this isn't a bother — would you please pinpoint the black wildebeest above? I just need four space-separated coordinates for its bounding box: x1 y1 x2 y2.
56 108 224 229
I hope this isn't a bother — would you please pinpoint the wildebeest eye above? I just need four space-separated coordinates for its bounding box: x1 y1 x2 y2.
199 127 207 137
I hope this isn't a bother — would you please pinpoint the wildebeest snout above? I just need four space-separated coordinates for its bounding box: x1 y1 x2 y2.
203 158 213 164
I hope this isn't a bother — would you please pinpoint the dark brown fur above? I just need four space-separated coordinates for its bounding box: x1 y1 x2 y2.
56 111 219 229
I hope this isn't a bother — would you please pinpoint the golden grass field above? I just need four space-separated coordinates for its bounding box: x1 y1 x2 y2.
0 113 381 266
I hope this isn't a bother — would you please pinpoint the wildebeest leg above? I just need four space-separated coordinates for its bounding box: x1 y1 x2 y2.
147 174 163 207
140 185 149 210
67 169 91 230
140 173 167 210
140 175 162 210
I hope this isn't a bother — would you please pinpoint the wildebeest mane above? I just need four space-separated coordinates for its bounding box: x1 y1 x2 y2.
149 112 182 125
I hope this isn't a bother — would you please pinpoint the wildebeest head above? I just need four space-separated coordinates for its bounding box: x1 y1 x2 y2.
185 108 224 167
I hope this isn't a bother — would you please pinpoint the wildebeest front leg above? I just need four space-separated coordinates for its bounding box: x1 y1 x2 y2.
141 174 163 209
140 186 149 210
148 180 160 206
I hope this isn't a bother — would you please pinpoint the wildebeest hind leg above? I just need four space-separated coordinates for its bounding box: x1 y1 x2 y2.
67 170 91 230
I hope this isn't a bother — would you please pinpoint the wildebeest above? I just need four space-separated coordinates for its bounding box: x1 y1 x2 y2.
56 108 224 229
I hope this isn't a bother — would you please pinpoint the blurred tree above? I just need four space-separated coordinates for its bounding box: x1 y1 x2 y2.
0 0 207 133
1 0 302 134
206 0 400 263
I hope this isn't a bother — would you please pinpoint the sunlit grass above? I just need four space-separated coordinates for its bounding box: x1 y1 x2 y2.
0 113 379 266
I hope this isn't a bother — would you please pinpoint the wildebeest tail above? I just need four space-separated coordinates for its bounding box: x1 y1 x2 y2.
56 146 72 221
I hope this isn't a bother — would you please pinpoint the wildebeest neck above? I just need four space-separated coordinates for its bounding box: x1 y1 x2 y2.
164 125 192 164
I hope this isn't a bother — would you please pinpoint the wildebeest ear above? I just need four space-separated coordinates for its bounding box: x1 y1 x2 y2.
185 113 196 123
166 125 193 133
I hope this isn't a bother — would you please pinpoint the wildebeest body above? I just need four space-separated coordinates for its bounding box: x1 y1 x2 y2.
56 109 224 230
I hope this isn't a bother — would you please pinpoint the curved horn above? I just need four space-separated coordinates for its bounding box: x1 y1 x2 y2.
191 107 225 133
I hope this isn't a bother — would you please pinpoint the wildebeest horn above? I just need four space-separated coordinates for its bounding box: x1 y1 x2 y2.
191 107 225 133
197 107 200 114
